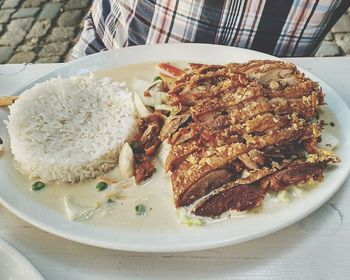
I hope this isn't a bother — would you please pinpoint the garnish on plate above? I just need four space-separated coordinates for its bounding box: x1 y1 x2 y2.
135 204 146 216
96 182 108 192
31 181 46 191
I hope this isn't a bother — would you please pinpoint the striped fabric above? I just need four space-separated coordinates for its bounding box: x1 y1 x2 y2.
70 0 350 59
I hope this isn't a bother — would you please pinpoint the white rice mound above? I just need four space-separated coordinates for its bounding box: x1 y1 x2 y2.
7 74 136 183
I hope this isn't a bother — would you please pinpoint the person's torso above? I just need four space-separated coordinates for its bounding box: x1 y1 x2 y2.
91 0 346 56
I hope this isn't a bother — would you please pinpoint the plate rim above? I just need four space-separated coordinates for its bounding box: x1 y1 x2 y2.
1 43 350 252
0 238 44 279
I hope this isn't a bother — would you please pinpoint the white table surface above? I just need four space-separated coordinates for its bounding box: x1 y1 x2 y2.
0 57 349 280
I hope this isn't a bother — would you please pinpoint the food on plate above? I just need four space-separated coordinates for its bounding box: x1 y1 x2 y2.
137 60 340 218
31 181 46 191
1 59 340 225
128 111 166 183
119 142 135 178
96 181 108 192
0 96 18 107
6 74 136 183
64 195 101 221
134 91 151 117
135 204 146 215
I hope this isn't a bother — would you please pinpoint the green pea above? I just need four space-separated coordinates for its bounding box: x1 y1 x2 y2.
96 182 108 192
153 76 162 82
32 181 46 191
135 204 146 216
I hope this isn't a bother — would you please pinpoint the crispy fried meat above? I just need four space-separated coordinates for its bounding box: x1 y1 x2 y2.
160 113 191 140
134 153 155 184
192 161 325 217
171 125 309 207
193 184 266 218
259 163 324 191
137 112 165 157
138 60 337 218
181 169 234 206
168 69 250 106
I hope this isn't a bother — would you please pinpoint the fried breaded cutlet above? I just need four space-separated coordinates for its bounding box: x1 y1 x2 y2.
159 60 339 218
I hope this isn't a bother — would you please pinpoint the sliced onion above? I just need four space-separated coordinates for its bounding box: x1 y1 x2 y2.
119 142 134 178
64 195 100 221
134 92 151 117
319 130 339 150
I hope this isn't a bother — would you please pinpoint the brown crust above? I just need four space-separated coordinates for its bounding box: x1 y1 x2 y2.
142 60 337 217
192 161 324 217
134 153 155 184
181 169 234 206
259 163 324 191
193 185 266 218
171 125 308 206
137 112 165 157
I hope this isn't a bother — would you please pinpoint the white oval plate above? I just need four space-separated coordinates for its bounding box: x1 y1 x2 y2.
0 238 44 280
0 44 350 252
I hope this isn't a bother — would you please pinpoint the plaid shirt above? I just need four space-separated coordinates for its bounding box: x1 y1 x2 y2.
70 0 349 59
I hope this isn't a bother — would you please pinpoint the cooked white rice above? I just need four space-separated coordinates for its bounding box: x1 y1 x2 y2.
7 74 136 183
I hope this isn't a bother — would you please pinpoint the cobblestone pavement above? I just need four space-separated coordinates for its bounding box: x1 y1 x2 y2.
0 1 349 64
316 8 350 57
0 0 91 64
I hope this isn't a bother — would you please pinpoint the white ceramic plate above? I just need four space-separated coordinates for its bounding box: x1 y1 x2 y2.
0 238 44 280
0 44 350 252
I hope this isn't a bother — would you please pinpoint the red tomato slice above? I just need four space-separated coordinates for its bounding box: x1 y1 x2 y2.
158 63 185 78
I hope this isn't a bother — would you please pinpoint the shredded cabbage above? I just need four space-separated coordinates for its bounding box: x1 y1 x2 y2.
131 78 168 108
177 209 204 226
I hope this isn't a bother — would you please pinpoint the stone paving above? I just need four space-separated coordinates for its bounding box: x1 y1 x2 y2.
0 0 91 64
316 8 350 57
0 1 349 64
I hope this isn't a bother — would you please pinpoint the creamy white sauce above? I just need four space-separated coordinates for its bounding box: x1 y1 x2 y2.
0 62 341 230
4 141 183 230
